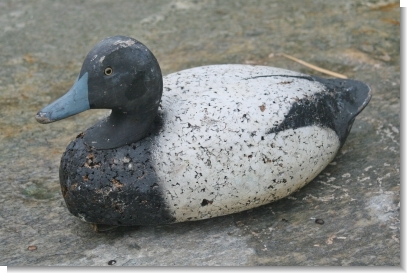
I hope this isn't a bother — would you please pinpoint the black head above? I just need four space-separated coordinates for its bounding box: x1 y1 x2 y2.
36 36 163 149
81 36 162 113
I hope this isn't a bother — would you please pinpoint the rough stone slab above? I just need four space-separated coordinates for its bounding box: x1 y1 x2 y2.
0 0 400 266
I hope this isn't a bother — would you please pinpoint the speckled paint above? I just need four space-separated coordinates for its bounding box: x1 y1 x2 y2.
153 65 342 222
59 64 370 225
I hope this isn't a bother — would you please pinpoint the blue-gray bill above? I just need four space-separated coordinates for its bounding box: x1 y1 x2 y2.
35 73 90 124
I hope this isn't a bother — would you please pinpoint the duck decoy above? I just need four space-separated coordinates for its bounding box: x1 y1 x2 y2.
36 36 371 226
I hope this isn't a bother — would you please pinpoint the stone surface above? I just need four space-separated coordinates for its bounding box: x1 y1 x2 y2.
0 0 400 266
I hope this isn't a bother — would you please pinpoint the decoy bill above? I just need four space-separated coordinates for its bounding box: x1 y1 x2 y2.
36 36 371 226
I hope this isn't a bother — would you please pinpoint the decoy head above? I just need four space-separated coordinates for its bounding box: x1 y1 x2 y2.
36 36 163 149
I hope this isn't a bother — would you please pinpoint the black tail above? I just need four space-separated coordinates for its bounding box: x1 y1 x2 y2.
266 76 372 146
313 77 372 145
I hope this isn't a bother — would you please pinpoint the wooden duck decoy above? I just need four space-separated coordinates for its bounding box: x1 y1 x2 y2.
36 36 371 226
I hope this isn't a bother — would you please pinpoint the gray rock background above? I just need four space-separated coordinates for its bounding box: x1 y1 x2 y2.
0 0 400 266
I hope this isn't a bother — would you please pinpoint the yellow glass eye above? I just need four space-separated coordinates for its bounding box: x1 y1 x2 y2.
104 67 113 76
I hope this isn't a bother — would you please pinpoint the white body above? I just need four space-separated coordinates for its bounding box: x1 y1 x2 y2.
150 65 340 222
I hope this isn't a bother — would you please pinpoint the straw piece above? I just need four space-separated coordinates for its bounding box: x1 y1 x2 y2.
280 53 348 79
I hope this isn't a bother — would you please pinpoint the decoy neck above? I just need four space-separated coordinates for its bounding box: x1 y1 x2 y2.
36 36 163 149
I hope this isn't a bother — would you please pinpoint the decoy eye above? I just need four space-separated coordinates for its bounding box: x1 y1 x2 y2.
104 67 113 76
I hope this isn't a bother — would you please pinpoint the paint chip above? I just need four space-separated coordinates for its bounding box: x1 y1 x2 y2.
113 39 135 48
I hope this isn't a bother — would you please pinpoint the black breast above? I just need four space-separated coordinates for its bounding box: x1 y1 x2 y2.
59 114 176 226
